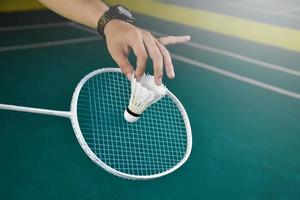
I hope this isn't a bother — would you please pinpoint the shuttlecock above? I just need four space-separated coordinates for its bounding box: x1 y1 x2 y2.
124 74 167 123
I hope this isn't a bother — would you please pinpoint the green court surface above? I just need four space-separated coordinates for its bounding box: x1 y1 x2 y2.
0 2 300 200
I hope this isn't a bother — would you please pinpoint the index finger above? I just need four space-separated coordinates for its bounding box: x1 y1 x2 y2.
110 47 133 80
157 35 191 46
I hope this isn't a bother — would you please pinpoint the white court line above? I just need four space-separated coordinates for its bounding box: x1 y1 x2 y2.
2 21 299 78
229 2 300 20
172 54 300 100
67 23 300 100
0 22 299 100
234 0 300 14
149 30 300 77
185 42 300 77
0 22 70 32
0 36 100 52
66 23 300 78
68 22 98 35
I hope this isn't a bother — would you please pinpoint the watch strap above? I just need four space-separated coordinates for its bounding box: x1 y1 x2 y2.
97 5 135 38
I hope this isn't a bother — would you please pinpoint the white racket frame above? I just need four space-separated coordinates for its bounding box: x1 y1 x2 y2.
0 68 192 180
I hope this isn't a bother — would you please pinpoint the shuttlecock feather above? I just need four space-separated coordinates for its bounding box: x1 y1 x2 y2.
124 74 167 123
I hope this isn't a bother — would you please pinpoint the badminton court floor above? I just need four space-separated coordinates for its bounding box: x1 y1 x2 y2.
0 1 300 199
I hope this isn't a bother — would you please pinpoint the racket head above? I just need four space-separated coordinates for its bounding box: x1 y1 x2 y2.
70 68 192 180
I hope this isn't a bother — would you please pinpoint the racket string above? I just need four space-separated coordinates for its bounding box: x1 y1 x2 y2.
77 72 187 176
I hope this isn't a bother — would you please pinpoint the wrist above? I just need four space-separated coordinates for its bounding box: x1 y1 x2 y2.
103 19 117 36
84 1 109 28
97 5 135 38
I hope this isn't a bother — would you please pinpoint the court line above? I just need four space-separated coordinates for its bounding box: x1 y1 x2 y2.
149 30 300 77
171 54 300 100
0 36 100 52
107 0 300 52
185 42 300 77
66 23 300 77
1 23 299 100
0 22 70 32
4 18 299 81
68 22 99 35
229 2 300 20
1 20 299 77
232 0 300 15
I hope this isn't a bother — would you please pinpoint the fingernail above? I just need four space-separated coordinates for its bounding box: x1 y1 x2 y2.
171 72 175 78
184 35 191 41
127 73 132 80
133 71 139 81
156 77 162 85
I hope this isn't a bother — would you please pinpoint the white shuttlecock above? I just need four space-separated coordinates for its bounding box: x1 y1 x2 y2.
124 74 167 123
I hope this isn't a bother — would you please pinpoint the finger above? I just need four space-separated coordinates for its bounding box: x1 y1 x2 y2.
155 41 175 79
143 33 164 85
157 35 190 46
130 38 148 80
110 47 133 80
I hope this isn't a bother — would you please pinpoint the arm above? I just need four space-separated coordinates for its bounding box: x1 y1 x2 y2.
39 0 108 28
38 0 190 85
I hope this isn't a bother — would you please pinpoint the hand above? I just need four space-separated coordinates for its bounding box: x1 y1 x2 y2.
104 19 190 85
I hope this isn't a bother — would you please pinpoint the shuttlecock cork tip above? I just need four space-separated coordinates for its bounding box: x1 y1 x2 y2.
124 108 139 123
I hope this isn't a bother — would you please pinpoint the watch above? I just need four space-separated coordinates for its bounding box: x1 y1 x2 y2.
97 5 135 38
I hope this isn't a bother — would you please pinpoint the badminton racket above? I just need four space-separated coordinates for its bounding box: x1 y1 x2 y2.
0 68 192 180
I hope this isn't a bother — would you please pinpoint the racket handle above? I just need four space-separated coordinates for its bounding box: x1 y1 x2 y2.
0 103 70 118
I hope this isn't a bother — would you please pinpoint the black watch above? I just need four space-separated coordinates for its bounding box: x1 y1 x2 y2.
97 5 135 38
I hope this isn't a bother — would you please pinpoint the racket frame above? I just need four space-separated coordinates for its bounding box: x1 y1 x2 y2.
0 67 192 180
70 68 192 180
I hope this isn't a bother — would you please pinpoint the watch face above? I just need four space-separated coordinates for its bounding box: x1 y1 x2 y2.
116 5 133 19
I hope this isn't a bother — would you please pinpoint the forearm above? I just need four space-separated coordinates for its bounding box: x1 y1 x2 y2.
39 0 109 28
